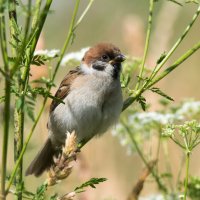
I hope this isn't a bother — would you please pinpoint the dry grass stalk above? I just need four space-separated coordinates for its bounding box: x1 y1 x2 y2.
46 131 78 186
57 191 76 200
127 160 157 200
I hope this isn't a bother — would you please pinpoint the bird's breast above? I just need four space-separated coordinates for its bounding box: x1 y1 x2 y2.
49 74 122 143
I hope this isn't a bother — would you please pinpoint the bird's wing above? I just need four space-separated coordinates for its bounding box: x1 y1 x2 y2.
50 67 83 112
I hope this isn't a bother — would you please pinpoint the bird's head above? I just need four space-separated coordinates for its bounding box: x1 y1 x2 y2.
81 43 125 79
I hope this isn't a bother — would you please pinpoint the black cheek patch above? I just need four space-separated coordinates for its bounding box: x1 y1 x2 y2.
92 63 105 71
112 63 121 79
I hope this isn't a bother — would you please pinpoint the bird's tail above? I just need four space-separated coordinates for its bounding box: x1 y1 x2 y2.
25 138 55 177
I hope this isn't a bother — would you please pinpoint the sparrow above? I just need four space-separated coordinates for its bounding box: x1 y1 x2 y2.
26 43 125 176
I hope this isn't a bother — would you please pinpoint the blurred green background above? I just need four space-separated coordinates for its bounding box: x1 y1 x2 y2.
1 0 200 199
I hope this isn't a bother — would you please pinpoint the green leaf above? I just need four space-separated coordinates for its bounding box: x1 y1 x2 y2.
120 73 130 88
168 0 183 6
25 103 35 121
185 0 199 4
0 96 5 103
50 194 58 200
160 172 173 179
34 183 48 200
156 52 166 64
74 178 107 193
150 87 174 101
16 98 23 110
31 77 56 87
137 96 146 111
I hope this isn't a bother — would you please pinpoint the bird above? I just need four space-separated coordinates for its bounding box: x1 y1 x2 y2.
26 42 125 176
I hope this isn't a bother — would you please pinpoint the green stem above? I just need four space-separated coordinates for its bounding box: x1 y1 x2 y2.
10 0 52 77
73 0 95 30
162 140 174 193
6 101 46 195
31 0 42 30
23 0 32 43
184 151 190 200
149 40 200 88
8 1 24 199
122 121 168 193
13 107 24 200
0 1 10 199
122 40 200 111
135 0 154 90
176 153 185 191
1 81 11 200
149 5 200 80
122 6 200 111
52 0 81 81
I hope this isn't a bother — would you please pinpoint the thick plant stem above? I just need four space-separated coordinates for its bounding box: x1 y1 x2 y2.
14 108 24 200
184 152 190 200
6 101 46 195
31 0 42 30
0 1 10 199
8 1 24 199
1 81 11 200
135 0 154 90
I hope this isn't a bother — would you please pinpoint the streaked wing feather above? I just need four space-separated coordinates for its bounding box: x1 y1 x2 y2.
50 67 82 112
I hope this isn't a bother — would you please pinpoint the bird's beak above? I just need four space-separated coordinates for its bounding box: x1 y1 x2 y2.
114 54 126 63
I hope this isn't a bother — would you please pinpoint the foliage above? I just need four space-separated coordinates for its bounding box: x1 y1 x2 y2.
74 178 107 193
187 176 200 200
0 0 200 200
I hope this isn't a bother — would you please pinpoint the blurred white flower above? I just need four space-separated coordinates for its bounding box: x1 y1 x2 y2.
129 112 182 126
176 101 200 116
111 124 124 136
139 194 171 200
61 47 89 66
34 49 60 58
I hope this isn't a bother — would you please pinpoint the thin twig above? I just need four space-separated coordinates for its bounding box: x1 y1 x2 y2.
149 5 200 80
135 0 154 90
122 40 200 111
52 0 81 81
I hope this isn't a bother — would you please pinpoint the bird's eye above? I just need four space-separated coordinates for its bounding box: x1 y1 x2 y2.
101 54 109 61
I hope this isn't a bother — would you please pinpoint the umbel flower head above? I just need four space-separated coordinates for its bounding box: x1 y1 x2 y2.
46 131 78 186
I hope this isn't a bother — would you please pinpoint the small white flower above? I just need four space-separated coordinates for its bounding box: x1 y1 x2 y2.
57 192 76 200
120 137 128 146
61 47 89 66
129 112 180 126
111 124 124 136
34 49 60 58
139 194 165 200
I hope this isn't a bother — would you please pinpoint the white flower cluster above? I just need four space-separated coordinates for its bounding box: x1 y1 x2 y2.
61 47 89 66
112 100 200 154
128 112 183 126
176 101 200 116
139 194 174 200
34 49 60 58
